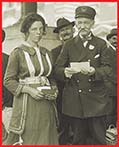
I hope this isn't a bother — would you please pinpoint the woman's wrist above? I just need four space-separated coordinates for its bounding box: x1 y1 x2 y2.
21 85 31 94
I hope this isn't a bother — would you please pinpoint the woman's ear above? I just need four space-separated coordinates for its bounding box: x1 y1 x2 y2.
25 32 29 41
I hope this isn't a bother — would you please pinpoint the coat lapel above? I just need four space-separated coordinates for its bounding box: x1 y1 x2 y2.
74 36 88 62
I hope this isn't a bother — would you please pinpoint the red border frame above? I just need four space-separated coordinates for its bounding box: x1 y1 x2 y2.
1 0 118 147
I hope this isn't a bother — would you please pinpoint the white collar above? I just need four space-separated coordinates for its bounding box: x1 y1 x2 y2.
22 41 38 49
107 41 116 51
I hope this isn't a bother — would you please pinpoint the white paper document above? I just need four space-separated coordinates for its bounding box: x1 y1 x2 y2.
70 62 90 72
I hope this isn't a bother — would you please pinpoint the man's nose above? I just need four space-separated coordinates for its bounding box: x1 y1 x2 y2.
80 23 86 29
63 30 68 34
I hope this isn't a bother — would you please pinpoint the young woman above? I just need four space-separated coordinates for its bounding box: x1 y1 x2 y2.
4 13 58 145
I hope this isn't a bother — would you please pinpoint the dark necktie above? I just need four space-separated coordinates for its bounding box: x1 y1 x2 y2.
81 35 92 47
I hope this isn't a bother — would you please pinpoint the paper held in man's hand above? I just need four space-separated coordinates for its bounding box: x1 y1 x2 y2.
70 62 90 72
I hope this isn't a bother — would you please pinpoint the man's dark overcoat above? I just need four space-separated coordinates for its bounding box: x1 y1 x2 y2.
105 46 117 96
54 34 112 118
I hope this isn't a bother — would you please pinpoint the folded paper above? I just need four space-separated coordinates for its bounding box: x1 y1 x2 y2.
70 61 90 72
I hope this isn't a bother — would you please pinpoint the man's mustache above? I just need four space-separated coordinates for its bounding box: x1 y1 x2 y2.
79 28 88 32
63 33 71 37
112 42 117 45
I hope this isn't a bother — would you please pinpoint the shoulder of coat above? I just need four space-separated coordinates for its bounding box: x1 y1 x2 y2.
93 36 106 45
40 46 50 55
52 45 62 52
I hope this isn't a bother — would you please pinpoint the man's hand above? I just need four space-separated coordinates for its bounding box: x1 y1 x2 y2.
80 66 95 75
80 68 89 75
88 66 95 76
64 67 78 78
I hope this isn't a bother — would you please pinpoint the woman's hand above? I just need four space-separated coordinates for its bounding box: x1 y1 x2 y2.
22 85 44 100
28 87 44 100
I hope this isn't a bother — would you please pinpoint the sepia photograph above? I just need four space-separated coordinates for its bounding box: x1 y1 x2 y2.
2 1 117 146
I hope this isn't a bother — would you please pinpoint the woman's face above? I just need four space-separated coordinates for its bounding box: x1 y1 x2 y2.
27 21 44 43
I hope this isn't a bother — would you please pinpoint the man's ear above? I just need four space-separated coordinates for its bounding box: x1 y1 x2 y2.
92 20 95 26
73 27 75 34
58 33 63 41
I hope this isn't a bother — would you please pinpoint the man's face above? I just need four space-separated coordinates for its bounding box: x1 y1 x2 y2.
59 24 74 41
75 17 94 37
108 35 117 48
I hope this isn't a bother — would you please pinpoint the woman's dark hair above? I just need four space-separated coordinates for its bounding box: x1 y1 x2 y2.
20 13 46 35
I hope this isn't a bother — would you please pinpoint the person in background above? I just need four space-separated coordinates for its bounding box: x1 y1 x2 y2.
2 29 13 143
52 18 75 144
52 18 75 63
105 28 117 127
2 29 13 109
4 13 58 145
54 6 112 145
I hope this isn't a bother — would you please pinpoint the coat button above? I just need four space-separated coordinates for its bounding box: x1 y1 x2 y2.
88 59 91 62
88 89 92 92
79 89 82 93
77 80 80 83
88 79 91 82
